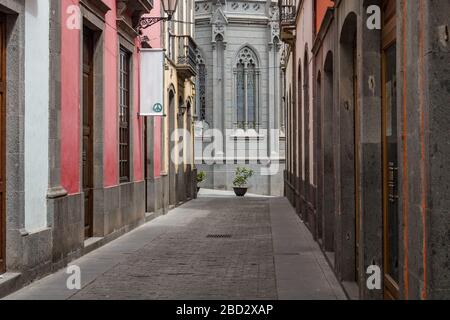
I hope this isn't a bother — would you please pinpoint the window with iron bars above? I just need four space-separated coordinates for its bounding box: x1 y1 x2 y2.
119 47 131 183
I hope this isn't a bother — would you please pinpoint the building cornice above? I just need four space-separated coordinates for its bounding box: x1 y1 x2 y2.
80 0 111 19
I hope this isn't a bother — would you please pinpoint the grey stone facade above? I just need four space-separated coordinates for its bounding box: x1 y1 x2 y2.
194 0 285 196
283 0 450 300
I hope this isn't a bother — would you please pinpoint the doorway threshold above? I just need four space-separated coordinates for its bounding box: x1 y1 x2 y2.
83 237 104 255
145 212 158 222
0 272 21 298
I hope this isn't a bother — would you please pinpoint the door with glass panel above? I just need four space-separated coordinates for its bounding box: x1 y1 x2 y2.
382 0 400 300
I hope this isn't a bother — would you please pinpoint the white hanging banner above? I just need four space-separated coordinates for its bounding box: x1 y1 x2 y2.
140 48 165 116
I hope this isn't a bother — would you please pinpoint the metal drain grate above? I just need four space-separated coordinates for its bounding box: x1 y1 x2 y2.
206 234 232 239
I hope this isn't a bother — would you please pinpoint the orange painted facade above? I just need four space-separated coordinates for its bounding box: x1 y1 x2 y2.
315 0 334 32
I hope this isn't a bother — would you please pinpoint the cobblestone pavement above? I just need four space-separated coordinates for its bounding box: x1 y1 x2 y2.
4 190 346 300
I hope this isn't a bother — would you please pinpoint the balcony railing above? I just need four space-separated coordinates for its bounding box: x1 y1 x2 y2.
176 35 197 79
278 0 296 43
279 0 296 26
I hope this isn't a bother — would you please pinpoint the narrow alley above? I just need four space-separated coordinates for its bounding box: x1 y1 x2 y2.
0 0 448 304
4 190 345 300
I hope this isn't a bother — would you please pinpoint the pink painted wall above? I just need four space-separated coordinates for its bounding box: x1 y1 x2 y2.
142 1 163 178
143 1 162 49
61 0 147 194
103 0 119 187
133 40 144 181
61 0 81 194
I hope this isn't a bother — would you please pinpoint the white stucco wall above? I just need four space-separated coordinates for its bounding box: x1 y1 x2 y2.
24 0 50 232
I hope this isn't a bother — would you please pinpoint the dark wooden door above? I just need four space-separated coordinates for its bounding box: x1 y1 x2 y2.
382 0 400 300
0 14 6 274
83 28 94 239
353 38 360 283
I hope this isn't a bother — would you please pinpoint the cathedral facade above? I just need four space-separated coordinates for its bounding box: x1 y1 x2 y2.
194 0 285 196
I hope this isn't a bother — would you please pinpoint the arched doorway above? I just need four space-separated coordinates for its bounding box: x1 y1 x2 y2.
177 96 185 204
323 51 335 253
316 70 323 241
168 89 176 206
304 48 311 227
297 61 303 217
339 12 359 282
186 100 192 200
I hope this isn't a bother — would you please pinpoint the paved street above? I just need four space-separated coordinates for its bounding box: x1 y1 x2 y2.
4 190 346 300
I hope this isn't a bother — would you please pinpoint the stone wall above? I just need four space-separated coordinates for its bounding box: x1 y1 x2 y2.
194 0 285 196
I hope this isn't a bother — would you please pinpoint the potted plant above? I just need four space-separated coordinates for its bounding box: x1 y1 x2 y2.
232 167 254 197
197 171 206 192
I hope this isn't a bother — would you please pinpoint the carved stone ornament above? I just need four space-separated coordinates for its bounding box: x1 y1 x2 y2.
211 2 228 43
268 6 280 46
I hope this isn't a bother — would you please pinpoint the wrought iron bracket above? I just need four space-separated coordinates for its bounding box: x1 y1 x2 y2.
138 17 168 33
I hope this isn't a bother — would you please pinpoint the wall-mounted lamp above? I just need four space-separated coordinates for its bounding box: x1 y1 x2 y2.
178 104 187 117
138 0 179 32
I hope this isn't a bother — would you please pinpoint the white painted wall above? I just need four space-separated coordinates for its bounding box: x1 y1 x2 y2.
24 0 50 232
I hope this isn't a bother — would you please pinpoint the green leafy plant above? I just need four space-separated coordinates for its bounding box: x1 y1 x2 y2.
233 167 254 188
197 171 206 184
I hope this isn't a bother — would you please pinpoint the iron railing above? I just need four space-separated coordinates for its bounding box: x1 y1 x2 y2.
279 0 296 26
176 35 197 78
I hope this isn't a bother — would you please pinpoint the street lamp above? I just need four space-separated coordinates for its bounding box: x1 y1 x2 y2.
161 0 179 20
138 0 179 32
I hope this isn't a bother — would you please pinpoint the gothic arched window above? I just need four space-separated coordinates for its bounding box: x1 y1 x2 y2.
235 47 259 130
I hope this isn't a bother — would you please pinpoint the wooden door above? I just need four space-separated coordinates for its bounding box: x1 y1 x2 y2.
82 27 94 239
353 38 360 282
382 0 399 300
0 14 6 274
